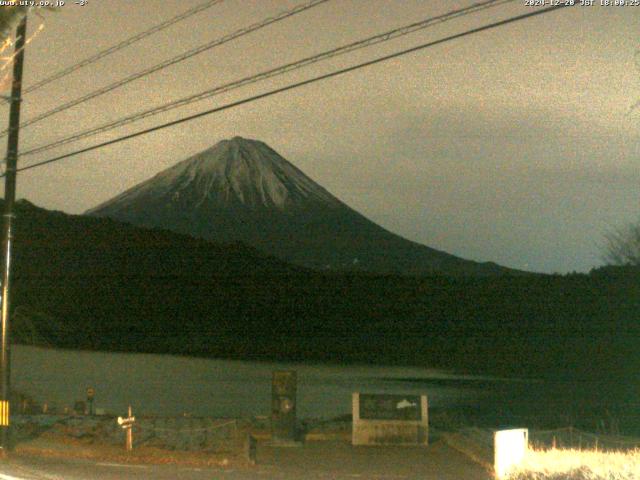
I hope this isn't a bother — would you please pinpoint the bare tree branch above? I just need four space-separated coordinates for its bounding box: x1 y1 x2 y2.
604 220 640 266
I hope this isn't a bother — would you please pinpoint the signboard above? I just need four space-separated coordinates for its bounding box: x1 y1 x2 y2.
271 370 297 444
494 428 528 479
117 415 135 429
359 394 422 421
352 392 428 446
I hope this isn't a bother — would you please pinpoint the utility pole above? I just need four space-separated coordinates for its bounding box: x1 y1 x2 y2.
0 14 28 454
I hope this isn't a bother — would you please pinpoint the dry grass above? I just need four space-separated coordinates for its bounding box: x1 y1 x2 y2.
14 429 239 468
508 447 640 480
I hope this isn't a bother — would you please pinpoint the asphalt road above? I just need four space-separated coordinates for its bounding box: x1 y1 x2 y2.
0 441 492 480
0 456 239 480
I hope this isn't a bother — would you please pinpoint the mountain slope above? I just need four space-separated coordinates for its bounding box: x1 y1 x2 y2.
87 136 513 276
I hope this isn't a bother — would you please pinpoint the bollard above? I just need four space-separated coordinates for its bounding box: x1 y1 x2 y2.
86 387 95 416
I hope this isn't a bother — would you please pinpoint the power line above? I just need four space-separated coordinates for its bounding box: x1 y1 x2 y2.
8 3 574 177
7 0 225 100
20 0 514 159
0 0 330 137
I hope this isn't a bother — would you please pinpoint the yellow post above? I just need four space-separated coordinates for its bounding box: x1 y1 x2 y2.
0 400 8 427
126 405 133 452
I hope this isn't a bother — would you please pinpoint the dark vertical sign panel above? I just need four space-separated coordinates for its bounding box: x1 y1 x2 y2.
271 370 297 442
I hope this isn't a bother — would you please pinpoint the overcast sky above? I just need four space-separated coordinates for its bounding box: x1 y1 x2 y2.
0 0 638 274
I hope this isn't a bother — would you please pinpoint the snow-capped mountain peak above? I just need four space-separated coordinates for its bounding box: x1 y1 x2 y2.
92 137 340 213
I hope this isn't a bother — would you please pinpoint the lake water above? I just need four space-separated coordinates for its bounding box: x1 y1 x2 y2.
11 345 494 419
11 345 637 436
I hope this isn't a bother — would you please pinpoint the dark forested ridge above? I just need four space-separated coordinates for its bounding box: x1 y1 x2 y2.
7 200 640 383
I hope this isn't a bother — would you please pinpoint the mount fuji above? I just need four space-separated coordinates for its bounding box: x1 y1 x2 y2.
86 137 511 276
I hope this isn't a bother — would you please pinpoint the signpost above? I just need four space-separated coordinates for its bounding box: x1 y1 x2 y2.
117 405 135 451
352 392 428 446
